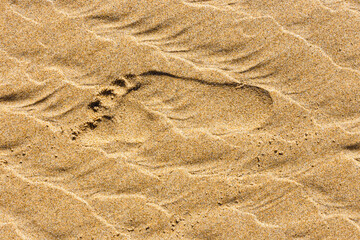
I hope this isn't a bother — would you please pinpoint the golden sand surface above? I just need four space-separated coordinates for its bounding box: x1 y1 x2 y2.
1 0 360 239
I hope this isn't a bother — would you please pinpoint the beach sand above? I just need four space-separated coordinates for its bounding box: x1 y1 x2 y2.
1 0 360 239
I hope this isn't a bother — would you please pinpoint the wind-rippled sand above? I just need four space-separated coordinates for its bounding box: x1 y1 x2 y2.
1 0 360 239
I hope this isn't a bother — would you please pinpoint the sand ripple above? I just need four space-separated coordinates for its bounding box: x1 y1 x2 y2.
1 0 360 239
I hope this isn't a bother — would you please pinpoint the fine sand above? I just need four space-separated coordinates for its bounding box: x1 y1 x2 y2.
1 0 360 239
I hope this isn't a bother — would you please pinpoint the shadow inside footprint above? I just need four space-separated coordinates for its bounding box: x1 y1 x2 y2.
124 74 136 79
88 100 101 112
102 115 113 120
84 121 97 130
112 79 126 87
99 89 116 96
127 82 141 93
344 143 360 151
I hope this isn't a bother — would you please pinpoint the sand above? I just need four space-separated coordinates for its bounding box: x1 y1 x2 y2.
1 0 360 239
